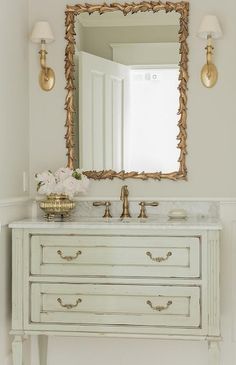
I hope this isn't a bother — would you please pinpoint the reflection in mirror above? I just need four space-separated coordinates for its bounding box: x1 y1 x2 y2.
65 3 189 180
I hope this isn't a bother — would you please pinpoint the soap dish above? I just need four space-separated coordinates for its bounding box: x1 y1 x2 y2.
168 209 188 220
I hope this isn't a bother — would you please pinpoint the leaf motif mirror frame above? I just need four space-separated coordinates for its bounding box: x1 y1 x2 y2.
65 1 189 180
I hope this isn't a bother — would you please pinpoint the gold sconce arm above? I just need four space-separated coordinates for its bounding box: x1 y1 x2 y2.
199 35 218 88
197 15 223 88
206 35 214 65
38 41 55 91
201 35 218 88
30 22 55 92
39 48 47 70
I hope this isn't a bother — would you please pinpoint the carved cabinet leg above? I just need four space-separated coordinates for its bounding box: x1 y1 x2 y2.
38 335 48 365
208 341 220 365
12 336 24 365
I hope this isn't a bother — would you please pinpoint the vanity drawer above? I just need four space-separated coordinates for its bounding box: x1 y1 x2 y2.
31 283 201 328
30 235 200 278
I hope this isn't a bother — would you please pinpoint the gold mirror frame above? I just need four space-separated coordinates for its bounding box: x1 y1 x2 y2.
65 1 189 180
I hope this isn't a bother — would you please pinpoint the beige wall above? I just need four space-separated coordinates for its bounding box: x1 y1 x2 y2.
0 0 30 364
0 0 29 200
79 25 178 60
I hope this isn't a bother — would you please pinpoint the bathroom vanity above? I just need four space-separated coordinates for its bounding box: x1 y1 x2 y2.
10 217 221 365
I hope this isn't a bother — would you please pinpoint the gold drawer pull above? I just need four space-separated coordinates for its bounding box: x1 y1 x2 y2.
146 299 173 312
146 251 172 262
57 297 82 310
57 249 82 261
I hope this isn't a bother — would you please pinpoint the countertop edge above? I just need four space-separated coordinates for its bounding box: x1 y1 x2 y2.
9 220 222 230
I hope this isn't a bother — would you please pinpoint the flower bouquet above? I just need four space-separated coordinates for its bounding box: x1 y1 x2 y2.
35 167 89 220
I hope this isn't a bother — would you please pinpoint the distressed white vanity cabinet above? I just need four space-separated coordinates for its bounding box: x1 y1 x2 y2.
10 218 221 365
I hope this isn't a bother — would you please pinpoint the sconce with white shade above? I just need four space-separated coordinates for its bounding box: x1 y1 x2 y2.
31 21 55 91
197 15 223 88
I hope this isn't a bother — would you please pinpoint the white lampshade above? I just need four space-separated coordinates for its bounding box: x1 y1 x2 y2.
197 15 223 39
31 21 54 43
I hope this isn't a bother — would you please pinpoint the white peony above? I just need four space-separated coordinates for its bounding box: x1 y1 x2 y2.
35 170 54 184
35 167 90 197
53 182 65 195
62 176 81 198
54 167 73 182
35 171 56 195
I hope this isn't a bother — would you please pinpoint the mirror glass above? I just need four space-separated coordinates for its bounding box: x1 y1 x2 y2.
74 11 181 174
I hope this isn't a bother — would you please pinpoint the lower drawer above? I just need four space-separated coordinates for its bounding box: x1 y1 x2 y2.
31 283 201 328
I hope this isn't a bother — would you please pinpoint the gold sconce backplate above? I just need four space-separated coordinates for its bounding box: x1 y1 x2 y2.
39 68 55 91
201 63 218 88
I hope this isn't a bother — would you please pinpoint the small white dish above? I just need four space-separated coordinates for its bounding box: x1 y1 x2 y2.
168 209 188 220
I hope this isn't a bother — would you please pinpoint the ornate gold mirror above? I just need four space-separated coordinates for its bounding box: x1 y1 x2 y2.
65 2 189 180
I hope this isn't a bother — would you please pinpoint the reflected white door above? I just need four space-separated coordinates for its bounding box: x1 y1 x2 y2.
79 51 129 171
124 68 179 172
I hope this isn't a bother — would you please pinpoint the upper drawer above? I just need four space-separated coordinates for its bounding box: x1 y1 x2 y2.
30 235 200 278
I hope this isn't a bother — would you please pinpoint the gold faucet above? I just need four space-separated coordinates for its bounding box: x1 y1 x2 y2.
120 185 131 218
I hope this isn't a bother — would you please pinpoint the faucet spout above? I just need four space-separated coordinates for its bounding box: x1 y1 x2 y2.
120 185 131 218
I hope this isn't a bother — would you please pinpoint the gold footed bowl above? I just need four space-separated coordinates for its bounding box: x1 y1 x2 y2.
39 194 75 221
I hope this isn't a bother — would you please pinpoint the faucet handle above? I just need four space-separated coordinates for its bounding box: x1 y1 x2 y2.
93 201 112 218
138 201 159 219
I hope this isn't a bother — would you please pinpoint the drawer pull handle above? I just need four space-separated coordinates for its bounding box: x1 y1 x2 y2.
146 251 172 262
146 299 173 312
57 250 82 261
57 297 82 309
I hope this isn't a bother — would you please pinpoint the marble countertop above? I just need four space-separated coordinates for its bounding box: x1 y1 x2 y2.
9 216 222 230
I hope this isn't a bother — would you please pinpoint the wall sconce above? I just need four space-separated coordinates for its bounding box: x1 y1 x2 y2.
31 21 55 91
197 15 223 88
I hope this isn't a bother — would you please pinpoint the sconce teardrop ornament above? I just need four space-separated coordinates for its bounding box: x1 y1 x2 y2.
200 37 218 88
39 67 55 91
201 63 218 88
